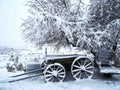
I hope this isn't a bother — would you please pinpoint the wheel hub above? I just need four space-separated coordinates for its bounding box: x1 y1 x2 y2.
80 65 86 71
52 70 58 77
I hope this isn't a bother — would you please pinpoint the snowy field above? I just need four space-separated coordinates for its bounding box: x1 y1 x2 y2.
1 62 120 90
0 72 120 90
0 52 120 90
0 79 119 90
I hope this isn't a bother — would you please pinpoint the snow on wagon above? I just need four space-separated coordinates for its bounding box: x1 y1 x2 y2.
26 49 120 83
26 54 94 82
6 49 120 83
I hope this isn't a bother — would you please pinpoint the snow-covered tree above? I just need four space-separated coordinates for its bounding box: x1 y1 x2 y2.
89 0 120 26
22 0 86 49
68 0 120 52
85 0 120 52
104 19 120 50
22 0 120 54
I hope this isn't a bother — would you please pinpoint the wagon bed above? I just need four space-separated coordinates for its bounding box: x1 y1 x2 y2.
45 54 86 60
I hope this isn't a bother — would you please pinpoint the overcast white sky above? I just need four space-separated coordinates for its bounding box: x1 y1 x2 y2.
0 0 27 47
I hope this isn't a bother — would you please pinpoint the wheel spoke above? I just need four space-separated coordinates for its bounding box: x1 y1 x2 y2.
79 71 82 79
58 74 65 78
49 67 54 72
58 72 65 75
74 71 80 77
58 68 63 73
84 72 89 78
73 65 80 69
85 62 91 67
85 70 93 74
44 63 66 82
46 70 52 74
71 58 94 80
53 65 56 70
57 76 62 81
86 66 94 70
77 61 81 66
45 74 52 78
72 69 80 73
46 76 53 81
56 66 61 71
51 77 55 82
84 59 87 66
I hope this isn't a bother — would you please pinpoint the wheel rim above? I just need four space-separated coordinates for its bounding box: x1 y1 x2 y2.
44 63 66 82
71 58 94 80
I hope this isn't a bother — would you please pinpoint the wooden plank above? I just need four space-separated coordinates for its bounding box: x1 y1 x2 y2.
100 66 120 74
10 69 43 77
8 73 43 83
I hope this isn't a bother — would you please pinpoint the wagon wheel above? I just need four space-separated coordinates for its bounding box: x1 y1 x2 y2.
71 58 94 80
44 63 66 82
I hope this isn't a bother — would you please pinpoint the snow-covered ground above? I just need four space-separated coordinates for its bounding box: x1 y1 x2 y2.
0 69 120 90
0 64 120 90
0 79 119 90
0 51 120 90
